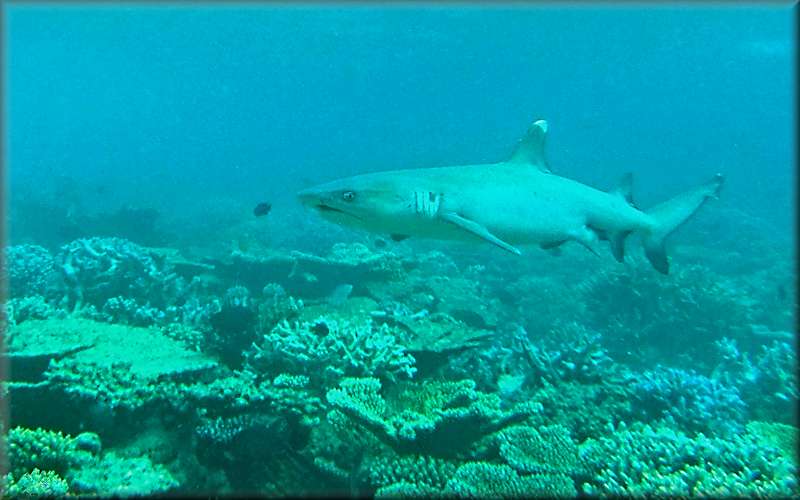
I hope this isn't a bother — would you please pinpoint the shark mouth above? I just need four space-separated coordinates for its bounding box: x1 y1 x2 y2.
315 204 362 220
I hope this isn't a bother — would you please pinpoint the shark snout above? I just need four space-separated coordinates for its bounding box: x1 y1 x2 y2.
296 187 320 206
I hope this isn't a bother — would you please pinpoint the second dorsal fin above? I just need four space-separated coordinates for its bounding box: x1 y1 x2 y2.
610 172 636 207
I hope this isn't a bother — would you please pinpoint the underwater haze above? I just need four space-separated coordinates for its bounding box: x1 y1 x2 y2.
2 3 797 497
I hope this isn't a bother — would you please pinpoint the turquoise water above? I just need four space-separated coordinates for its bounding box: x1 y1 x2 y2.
2 4 796 497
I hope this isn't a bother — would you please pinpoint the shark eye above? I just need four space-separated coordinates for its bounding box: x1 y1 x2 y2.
342 191 356 202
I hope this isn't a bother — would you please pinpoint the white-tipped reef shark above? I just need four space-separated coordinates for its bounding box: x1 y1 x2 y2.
297 119 723 273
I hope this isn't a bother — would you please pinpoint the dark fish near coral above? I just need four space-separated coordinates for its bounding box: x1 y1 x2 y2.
253 202 272 217
374 237 388 249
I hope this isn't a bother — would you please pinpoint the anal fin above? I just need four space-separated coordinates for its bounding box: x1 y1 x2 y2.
608 230 632 263
541 240 566 256
440 212 522 255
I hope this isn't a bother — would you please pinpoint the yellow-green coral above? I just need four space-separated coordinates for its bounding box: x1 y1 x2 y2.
4 469 70 498
746 421 799 462
5 427 93 478
498 424 579 475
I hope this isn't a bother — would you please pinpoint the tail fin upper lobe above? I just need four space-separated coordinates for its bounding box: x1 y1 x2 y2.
643 174 724 274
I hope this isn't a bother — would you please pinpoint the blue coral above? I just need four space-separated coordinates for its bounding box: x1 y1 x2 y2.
632 366 746 436
579 421 798 496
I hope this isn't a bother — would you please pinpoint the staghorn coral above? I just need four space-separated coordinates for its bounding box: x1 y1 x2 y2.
326 377 541 457
712 337 798 423
513 321 616 386
250 316 416 385
579 421 798 497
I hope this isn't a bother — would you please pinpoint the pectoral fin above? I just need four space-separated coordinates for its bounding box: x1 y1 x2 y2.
440 212 522 255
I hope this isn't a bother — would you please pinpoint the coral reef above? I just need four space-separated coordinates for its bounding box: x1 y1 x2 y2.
444 462 576 498
249 317 416 386
326 377 540 456
632 366 747 436
56 237 183 311
3 211 796 496
579 421 798 496
5 244 63 299
2 426 178 497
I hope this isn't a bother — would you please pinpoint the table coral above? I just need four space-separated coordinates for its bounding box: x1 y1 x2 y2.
326 377 541 457
443 462 576 498
497 424 580 475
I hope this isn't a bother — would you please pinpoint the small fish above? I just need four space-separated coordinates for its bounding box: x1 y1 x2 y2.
253 202 272 217
374 237 388 249
327 283 353 307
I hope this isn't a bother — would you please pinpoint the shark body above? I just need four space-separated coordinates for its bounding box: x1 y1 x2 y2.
298 119 723 273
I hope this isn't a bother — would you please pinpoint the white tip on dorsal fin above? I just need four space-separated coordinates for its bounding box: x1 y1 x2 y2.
610 172 635 207
508 119 550 173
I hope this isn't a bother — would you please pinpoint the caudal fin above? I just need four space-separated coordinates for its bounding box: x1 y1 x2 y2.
643 173 724 274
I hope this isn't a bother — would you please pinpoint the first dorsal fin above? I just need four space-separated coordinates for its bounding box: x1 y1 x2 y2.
508 119 550 173
611 172 636 207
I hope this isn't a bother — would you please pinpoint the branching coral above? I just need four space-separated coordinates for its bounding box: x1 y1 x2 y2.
632 366 746 436
5 427 95 479
4 469 70 498
712 337 798 423
513 321 616 386
579 421 798 496
250 317 416 385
